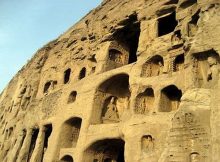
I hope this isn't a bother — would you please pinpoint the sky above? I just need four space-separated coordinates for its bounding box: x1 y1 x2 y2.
0 0 102 92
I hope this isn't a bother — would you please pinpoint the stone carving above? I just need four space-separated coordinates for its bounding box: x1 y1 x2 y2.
102 97 120 123
142 135 154 153
20 85 32 110
207 56 220 82
193 50 220 87
0 0 219 162
135 88 155 114
142 56 164 77
190 152 200 162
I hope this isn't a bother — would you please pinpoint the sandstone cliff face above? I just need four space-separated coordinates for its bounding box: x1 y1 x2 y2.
0 0 220 162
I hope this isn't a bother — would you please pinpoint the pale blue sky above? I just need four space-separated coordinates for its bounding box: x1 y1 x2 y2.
0 0 102 92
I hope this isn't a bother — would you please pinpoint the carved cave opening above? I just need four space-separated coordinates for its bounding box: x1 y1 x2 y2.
193 50 220 86
60 117 82 148
173 54 184 72
79 67 86 80
188 10 200 37
27 128 39 161
158 12 178 37
43 124 52 151
68 91 77 103
93 74 130 124
135 88 155 114
64 68 71 84
113 14 140 64
159 85 182 112
60 155 74 162
84 139 125 162
142 55 164 77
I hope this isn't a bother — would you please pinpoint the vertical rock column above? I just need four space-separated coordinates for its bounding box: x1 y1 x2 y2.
17 128 33 162
7 130 26 162
211 80 220 161
30 126 46 162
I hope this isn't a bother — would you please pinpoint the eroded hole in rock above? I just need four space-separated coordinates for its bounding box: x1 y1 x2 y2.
113 14 140 64
64 68 71 84
173 54 184 72
92 74 130 124
142 55 164 77
60 117 82 148
135 88 155 114
68 91 77 103
27 128 39 161
79 67 86 80
84 139 125 162
60 155 74 162
44 82 51 94
159 85 182 112
44 81 57 94
158 12 178 36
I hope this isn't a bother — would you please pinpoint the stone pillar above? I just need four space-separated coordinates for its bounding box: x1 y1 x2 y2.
17 128 33 162
7 131 26 162
211 81 220 161
30 126 46 162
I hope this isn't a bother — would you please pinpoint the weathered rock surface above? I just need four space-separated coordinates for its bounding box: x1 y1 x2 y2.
0 0 220 162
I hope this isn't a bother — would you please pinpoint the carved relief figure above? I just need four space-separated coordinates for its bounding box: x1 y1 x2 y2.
15 85 27 108
158 61 164 75
109 49 124 64
136 97 149 114
142 135 154 153
207 56 220 82
20 85 32 110
102 97 119 122
190 152 200 162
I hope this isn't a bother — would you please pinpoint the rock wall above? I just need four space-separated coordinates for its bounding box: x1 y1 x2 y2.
0 0 220 162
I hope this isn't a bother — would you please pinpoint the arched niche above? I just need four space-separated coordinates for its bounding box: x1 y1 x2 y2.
135 88 155 114
159 85 182 112
192 50 220 87
60 155 74 162
173 54 184 72
142 55 164 77
112 13 140 64
105 42 129 72
60 117 82 148
92 74 130 124
67 91 77 104
141 135 155 154
83 139 125 162
189 152 200 162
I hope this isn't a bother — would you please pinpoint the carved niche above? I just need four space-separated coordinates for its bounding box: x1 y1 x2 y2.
193 50 220 87
135 88 155 115
142 55 164 77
